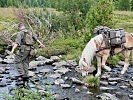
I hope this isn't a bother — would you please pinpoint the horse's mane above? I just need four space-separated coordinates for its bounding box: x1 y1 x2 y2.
79 34 103 67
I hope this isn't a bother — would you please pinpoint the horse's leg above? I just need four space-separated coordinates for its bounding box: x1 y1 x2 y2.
102 53 111 71
95 56 102 77
121 50 131 74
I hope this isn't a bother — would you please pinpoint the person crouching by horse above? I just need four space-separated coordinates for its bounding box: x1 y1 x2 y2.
11 23 45 87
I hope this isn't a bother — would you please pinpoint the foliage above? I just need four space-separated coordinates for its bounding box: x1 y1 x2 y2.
45 0 95 31
85 0 114 43
0 0 94 34
83 75 100 87
113 11 133 32
114 0 131 11
3 86 54 100
36 37 84 59
107 53 124 65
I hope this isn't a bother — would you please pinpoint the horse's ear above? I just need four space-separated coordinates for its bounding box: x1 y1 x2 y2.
94 39 99 49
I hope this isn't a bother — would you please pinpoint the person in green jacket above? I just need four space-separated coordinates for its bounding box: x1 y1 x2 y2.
11 23 45 87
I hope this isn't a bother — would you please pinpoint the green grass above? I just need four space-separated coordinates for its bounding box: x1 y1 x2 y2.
113 11 133 32
83 75 100 87
0 8 133 62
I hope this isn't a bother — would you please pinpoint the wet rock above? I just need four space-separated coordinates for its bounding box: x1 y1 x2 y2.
32 77 39 82
28 67 37 71
115 92 130 100
115 64 122 68
28 71 35 77
54 68 70 74
129 80 133 87
100 81 108 86
0 82 7 87
127 68 133 74
86 91 93 95
60 84 71 88
44 77 54 85
8 86 15 93
36 56 47 61
109 81 117 86
121 78 128 82
45 59 54 65
39 68 52 74
96 93 119 100
29 61 46 67
38 90 49 95
72 85 76 88
48 73 61 79
54 79 64 85
3 55 15 64
2 71 9 74
0 57 3 63
101 74 110 80
6 80 13 84
88 66 96 74
100 87 116 91
119 85 128 89
53 93 60 99
50 56 60 62
129 94 133 99
5 67 10 70
0 75 4 78
75 88 80 93
60 97 70 100
52 60 77 68
117 61 125 66
108 78 121 82
82 85 88 90
0 67 5 72
70 77 84 85
64 77 68 80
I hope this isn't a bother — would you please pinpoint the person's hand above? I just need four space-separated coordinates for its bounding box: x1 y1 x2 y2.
39 44 45 48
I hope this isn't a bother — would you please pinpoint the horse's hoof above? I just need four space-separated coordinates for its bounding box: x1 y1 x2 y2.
82 73 87 77
121 70 125 74
121 67 127 74
108 68 111 72
104 66 111 71
95 73 101 77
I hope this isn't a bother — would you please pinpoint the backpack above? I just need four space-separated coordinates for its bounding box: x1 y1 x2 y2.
93 26 110 37
23 30 34 46
109 28 126 46
93 26 126 46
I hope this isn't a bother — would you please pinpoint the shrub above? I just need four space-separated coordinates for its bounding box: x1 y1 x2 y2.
83 75 100 87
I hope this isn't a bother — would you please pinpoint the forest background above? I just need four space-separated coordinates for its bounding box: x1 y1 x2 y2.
0 0 133 64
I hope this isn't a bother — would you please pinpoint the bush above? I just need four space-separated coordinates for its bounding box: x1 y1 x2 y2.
83 75 100 87
85 0 114 43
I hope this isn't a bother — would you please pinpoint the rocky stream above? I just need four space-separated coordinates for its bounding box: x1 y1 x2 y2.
0 54 133 100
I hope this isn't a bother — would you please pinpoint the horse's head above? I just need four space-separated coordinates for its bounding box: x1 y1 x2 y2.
79 58 92 76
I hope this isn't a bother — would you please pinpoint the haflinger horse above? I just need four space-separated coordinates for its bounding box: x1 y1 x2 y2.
79 31 133 77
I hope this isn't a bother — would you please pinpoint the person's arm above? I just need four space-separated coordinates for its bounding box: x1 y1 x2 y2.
36 39 45 48
11 42 18 54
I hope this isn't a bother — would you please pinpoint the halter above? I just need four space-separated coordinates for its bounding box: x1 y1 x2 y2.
82 58 92 71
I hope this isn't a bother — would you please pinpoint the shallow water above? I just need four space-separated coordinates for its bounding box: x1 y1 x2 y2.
0 63 133 100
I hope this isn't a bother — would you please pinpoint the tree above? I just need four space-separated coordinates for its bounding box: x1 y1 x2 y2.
85 0 114 43
114 0 131 11
0 0 7 7
118 0 131 10
131 0 133 11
